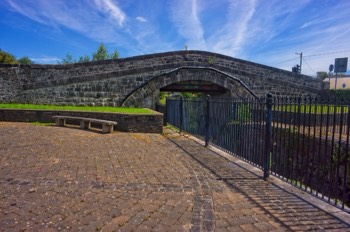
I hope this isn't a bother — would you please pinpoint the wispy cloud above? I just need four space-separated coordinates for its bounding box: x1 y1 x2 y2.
4 0 127 42
31 56 61 64
4 0 178 56
168 0 257 56
93 0 126 27
136 16 147 23
246 0 350 75
170 0 206 50
209 0 256 56
2 0 350 75
6 0 53 26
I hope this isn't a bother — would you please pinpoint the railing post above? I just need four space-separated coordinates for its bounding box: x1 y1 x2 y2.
179 96 183 133
164 99 168 126
264 93 273 180
205 95 210 147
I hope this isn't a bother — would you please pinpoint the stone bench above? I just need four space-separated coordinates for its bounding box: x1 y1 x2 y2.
52 115 118 134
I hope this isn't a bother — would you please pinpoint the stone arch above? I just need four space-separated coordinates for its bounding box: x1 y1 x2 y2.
0 50 324 107
121 66 258 107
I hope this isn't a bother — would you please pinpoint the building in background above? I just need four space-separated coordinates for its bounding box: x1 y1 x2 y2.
323 75 350 90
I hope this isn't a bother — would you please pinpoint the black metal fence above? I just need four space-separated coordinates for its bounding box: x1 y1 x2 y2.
165 95 350 212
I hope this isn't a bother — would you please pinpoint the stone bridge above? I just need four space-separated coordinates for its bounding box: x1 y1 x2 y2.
0 50 325 108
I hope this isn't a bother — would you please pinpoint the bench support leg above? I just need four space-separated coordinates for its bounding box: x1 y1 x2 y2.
56 118 65 127
81 120 90 129
102 124 113 133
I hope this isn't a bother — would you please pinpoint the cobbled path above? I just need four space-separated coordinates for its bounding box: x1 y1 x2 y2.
0 122 349 231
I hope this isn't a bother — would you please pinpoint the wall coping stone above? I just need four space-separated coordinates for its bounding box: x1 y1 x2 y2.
0 109 163 134
0 50 311 79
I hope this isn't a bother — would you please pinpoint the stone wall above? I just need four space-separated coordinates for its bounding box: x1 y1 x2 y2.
0 65 22 102
0 109 163 133
0 50 326 107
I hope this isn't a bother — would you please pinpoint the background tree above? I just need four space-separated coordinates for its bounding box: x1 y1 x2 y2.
59 52 75 64
78 55 90 63
59 43 119 64
92 43 108 61
0 49 18 64
316 71 328 80
17 56 33 65
109 49 119 59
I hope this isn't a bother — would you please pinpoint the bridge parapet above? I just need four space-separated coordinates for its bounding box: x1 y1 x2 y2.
0 50 325 107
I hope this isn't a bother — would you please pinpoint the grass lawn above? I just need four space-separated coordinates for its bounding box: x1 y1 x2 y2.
0 103 154 114
274 104 348 114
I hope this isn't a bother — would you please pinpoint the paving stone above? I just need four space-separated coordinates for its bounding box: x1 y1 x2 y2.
226 226 245 232
254 221 277 231
0 123 349 231
215 219 230 228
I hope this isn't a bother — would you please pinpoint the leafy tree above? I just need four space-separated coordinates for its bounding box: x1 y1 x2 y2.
180 92 203 99
180 92 194 99
59 52 75 64
58 43 119 64
0 49 18 64
109 49 119 59
92 43 108 61
78 55 90 63
316 71 328 80
17 56 33 65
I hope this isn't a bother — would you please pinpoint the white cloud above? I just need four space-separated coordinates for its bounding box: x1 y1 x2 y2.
215 0 350 76
31 56 61 64
6 0 54 27
170 0 206 50
209 0 256 57
93 0 126 27
136 16 147 23
4 0 129 43
3 0 350 75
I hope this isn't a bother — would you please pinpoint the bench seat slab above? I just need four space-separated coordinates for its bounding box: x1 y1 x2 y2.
52 115 117 134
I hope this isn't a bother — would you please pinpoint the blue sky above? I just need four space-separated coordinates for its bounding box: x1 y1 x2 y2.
1 0 349 76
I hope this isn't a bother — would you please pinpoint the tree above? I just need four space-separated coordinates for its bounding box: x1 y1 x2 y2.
0 49 18 64
109 49 119 59
179 92 203 99
0 50 34 64
17 56 33 65
78 55 90 63
316 71 328 80
58 43 119 64
92 43 108 61
59 52 75 64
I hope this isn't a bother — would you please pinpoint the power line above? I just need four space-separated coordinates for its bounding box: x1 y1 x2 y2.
304 49 350 57
274 49 350 65
275 57 299 65
302 57 316 74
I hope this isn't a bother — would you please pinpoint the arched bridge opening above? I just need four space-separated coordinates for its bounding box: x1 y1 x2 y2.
160 80 227 95
121 67 258 108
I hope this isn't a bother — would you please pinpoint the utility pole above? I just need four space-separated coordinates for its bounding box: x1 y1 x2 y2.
296 52 302 74
329 64 334 89
299 52 302 73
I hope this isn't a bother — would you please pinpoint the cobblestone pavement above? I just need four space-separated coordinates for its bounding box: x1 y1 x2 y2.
0 122 349 231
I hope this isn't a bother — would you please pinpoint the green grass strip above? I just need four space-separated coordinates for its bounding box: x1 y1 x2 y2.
30 122 55 126
274 104 348 114
0 103 154 114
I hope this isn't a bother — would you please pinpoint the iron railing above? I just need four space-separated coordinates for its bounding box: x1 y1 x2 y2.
165 95 350 212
